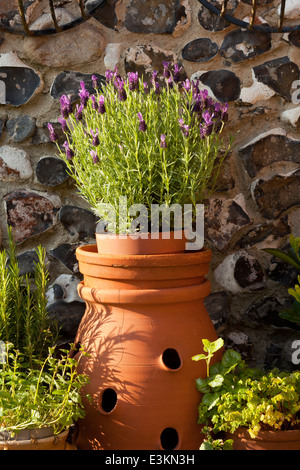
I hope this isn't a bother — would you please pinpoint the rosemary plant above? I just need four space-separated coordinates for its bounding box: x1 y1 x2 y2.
50 63 233 233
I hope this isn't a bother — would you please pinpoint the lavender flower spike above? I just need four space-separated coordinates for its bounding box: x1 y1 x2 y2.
75 103 84 121
92 74 98 89
47 123 58 142
63 141 74 160
173 64 182 83
128 71 139 91
90 129 100 146
58 117 68 133
79 81 90 107
90 150 99 164
98 95 106 114
163 61 170 79
138 112 147 132
160 134 167 148
60 94 72 118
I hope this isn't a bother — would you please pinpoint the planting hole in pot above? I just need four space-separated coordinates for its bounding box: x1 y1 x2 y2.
161 348 182 370
160 427 179 450
99 388 118 413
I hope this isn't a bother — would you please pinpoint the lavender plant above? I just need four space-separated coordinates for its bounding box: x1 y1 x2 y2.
49 63 233 233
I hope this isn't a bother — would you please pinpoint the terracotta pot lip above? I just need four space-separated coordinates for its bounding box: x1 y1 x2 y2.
96 230 185 239
232 427 300 441
77 279 211 304
76 244 212 267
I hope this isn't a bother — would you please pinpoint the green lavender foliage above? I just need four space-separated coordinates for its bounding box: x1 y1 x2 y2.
54 68 233 232
0 227 58 366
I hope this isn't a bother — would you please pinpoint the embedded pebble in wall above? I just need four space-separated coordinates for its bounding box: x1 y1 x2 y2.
198 69 241 102
50 71 105 103
280 107 300 127
0 146 33 181
46 274 84 305
240 70 276 104
4 190 61 244
0 52 43 106
214 251 266 293
47 300 85 341
50 243 81 273
239 128 300 177
288 31 300 47
85 0 118 30
28 8 75 31
59 205 98 240
253 57 300 101
219 28 272 63
125 0 182 34
36 157 69 187
104 43 122 71
197 0 238 32
204 291 230 329
182 38 219 62
244 296 295 329
6 115 36 143
204 196 251 251
15 250 40 276
252 169 300 220
277 0 300 19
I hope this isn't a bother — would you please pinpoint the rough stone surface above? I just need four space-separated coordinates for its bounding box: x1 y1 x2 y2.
47 274 83 304
281 107 300 127
237 217 290 249
244 296 296 329
4 190 61 244
240 69 276 104
214 251 266 293
23 23 105 67
253 57 300 101
50 71 105 103
47 300 85 340
59 206 98 240
205 197 251 250
6 115 37 143
220 28 271 63
252 170 300 219
0 146 32 181
204 291 230 328
288 30 300 47
125 0 181 34
50 243 81 273
36 157 69 187
199 69 241 102
239 129 300 177
182 38 219 62
16 250 39 276
85 0 118 30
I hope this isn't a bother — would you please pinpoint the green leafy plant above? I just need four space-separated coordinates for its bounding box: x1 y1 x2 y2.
0 343 89 436
192 338 300 449
49 64 233 233
264 235 300 323
0 227 58 366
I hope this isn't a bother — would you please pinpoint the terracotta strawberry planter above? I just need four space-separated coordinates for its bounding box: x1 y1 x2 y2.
227 428 300 450
74 243 221 450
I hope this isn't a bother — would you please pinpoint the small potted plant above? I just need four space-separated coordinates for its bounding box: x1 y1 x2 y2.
0 228 89 450
47 64 233 450
193 338 300 450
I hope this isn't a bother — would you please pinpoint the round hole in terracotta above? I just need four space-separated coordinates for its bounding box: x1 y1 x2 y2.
160 427 179 450
161 348 182 370
99 388 118 414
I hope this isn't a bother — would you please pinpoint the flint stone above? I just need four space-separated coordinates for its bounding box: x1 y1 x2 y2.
253 57 300 101
252 170 300 219
32 122 65 146
50 71 105 103
266 256 299 287
204 291 230 328
281 107 300 127
0 52 43 106
47 300 85 339
198 0 238 32
244 296 296 329
237 217 290 249
239 129 300 177
205 197 250 250
59 205 98 240
220 28 271 63
36 157 69 187
0 146 32 181
28 8 75 31
50 243 81 273
199 69 241 102
182 38 219 62
85 0 118 30
4 190 61 244
16 250 39 276
47 274 83 305
23 22 105 67
125 0 181 34
214 251 266 293
6 115 36 143
288 31 300 47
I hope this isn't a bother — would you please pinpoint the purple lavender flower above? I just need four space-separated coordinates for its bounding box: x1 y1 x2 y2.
60 94 72 118
143 82 149 94
178 118 189 137
92 74 98 89
173 64 182 83
115 77 127 102
167 76 174 89
152 70 158 83
154 81 160 95
79 81 90 107
128 71 139 91
182 79 191 92
105 69 114 83
75 104 84 121
138 112 147 132
160 134 167 148
202 110 214 126
47 123 58 142
91 95 98 111
90 129 100 146
63 141 74 160
163 61 170 79
90 150 99 164
98 95 106 114
220 102 229 122
58 117 68 133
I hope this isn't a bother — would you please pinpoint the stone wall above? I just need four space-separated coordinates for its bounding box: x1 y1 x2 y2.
0 0 299 369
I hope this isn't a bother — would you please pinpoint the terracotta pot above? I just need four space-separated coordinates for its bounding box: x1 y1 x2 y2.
95 230 187 255
226 428 300 450
74 244 221 450
0 427 75 450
